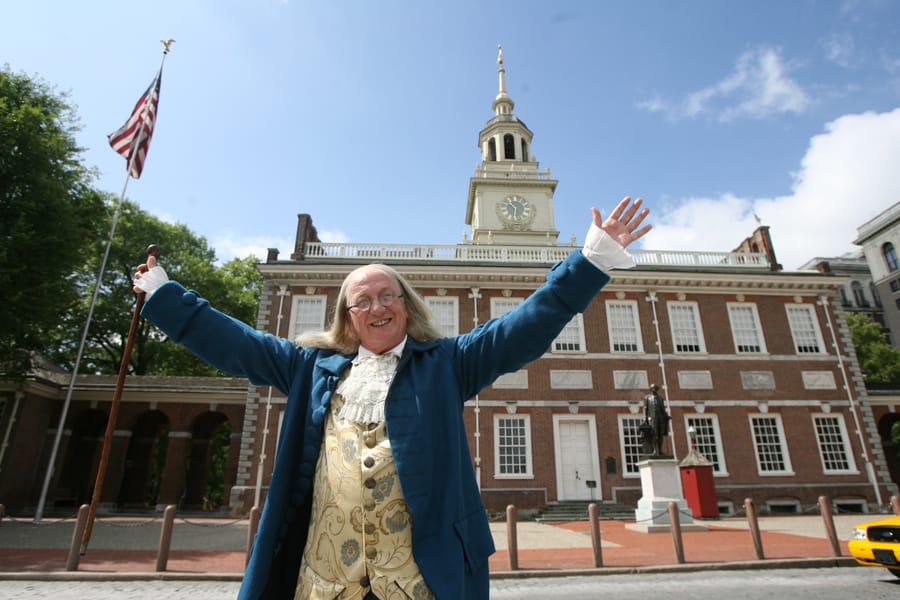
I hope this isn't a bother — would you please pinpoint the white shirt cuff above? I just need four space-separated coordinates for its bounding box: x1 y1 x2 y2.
135 265 169 298
581 223 636 271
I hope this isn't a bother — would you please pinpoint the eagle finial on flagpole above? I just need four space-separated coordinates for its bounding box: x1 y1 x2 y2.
161 38 175 53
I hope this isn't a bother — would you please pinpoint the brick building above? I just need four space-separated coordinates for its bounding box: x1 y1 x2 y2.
225 52 897 516
2 50 897 518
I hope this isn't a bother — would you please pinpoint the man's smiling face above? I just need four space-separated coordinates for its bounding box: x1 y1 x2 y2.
345 265 408 354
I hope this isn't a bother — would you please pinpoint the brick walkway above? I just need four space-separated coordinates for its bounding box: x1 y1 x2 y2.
0 514 863 577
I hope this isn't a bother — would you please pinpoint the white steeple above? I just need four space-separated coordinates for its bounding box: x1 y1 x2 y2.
465 45 559 245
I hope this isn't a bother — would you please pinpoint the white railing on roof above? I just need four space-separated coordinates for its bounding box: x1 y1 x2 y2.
302 242 770 269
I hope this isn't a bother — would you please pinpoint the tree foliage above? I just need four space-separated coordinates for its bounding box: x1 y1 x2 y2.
45 199 263 376
846 312 900 384
0 65 106 379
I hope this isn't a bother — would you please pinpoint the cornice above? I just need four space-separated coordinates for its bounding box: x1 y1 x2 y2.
258 263 844 294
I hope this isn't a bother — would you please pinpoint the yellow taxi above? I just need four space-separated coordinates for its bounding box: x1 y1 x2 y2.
848 514 900 578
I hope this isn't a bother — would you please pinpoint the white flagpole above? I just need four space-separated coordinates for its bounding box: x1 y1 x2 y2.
33 41 173 523
33 175 132 523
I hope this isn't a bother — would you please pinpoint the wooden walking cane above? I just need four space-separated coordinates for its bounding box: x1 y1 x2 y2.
80 244 160 554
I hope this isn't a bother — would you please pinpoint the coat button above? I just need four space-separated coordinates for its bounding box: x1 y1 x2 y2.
363 456 375 468
365 523 376 534
366 546 377 560
364 499 375 510
365 436 376 448
360 576 370 587
364 477 376 489
367 422 378 431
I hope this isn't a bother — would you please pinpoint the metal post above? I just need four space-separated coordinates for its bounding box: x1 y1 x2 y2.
506 504 518 571
66 504 89 571
818 496 842 557
668 501 685 564
744 497 765 560
246 505 261 565
156 504 176 571
588 502 603 568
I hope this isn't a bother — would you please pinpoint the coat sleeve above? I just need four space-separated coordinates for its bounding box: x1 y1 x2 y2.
452 250 610 399
140 280 301 394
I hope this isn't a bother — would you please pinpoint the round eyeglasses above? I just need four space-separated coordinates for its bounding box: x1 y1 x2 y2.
347 293 404 313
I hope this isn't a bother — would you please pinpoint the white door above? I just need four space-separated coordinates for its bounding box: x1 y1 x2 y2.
556 418 598 501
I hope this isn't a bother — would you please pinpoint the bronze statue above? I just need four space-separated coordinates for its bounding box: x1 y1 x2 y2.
640 384 670 457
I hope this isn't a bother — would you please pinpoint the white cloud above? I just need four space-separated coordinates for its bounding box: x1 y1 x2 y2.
821 32 856 67
640 47 811 122
210 228 351 263
642 108 900 269
318 228 351 244
211 234 294 263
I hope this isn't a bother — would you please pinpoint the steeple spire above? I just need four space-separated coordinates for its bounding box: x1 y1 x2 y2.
493 44 514 115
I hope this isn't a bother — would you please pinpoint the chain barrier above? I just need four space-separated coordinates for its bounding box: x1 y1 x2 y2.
631 507 694 524
179 517 244 527
95 515 162 528
0 513 75 526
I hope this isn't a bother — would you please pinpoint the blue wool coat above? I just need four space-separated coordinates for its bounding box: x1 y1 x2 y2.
140 250 610 599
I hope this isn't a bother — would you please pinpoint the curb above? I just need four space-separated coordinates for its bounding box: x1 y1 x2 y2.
0 557 858 582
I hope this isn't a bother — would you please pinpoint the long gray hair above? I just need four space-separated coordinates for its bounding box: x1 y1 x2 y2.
297 264 443 354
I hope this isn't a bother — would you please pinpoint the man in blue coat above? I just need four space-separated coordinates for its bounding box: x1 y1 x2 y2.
135 198 651 599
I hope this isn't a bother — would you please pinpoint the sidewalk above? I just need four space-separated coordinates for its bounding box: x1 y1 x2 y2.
0 513 865 580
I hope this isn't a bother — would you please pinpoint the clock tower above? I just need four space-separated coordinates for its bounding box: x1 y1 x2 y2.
465 45 560 245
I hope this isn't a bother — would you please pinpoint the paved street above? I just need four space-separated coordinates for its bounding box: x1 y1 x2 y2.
1 567 898 599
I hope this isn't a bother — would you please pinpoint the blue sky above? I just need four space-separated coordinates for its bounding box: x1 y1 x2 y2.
4 0 900 269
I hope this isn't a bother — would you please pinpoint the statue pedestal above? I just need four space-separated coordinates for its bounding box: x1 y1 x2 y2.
629 458 706 533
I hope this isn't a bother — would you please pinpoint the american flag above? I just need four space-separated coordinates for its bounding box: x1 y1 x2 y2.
108 68 162 179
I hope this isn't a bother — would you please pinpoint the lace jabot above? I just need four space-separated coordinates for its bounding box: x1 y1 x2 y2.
336 352 399 424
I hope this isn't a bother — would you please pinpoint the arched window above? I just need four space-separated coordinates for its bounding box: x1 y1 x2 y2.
487 138 497 161
503 134 516 160
521 139 529 162
883 242 899 271
851 281 868 307
870 282 882 307
838 288 850 307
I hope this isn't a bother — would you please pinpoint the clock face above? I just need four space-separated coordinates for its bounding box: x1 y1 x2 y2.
496 195 536 229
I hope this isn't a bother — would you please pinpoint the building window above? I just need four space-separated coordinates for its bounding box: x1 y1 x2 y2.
487 138 497 161
494 414 532 478
727 303 767 354
618 415 644 477
503 133 516 160
685 415 727 474
607 300 643 352
490 297 522 319
425 296 459 337
873 283 883 307
553 314 585 352
891 279 900 293
749 414 794 475
883 242 899 272
521 139 529 162
289 295 327 340
851 281 869 307
766 499 801 514
813 414 857 474
667 301 706 353
838 288 851 307
785 304 825 354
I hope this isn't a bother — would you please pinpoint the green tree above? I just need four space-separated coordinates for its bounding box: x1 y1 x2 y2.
0 66 106 379
846 312 900 383
46 198 263 376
